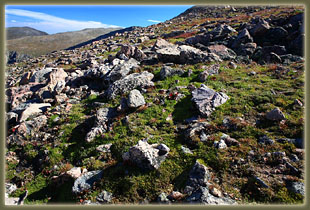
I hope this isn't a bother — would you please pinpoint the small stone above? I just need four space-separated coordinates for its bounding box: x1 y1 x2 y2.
187 69 193 77
294 99 303 107
122 140 169 170
157 192 170 204
200 131 209 142
72 170 103 194
228 61 237 69
96 190 113 203
6 183 17 195
258 135 274 145
253 176 269 188
249 71 256 76
266 107 286 121
96 143 112 153
127 89 145 108
66 167 82 179
214 140 227 149
290 154 299 162
181 146 193 154
210 187 223 197
167 191 184 201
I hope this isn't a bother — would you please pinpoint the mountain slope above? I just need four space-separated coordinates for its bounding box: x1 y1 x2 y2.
5 5 305 205
6 27 122 59
6 26 48 40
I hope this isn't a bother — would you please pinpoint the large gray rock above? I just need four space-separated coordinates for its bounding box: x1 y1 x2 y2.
186 34 212 46
184 160 211 195
127 89 145 108
104 58 140 84
160 66 184 79
84 65 111 79
267 27 288 39
29 68 53 83
72 170 103 194
106 71 154 99
179 45 222 64
232 29 253 49
206 45 236 60
116 45 147 62
156 45 181 63
7 83 44 110
151 38 175 51
155 41 222 64
250 19 270 36
191 84 229 117
211 24 236 39
36 68 68 101
123 140 170 170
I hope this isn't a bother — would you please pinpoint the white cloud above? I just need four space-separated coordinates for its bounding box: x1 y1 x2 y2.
147 19 161 23
11 20 16 22
5 9 122 34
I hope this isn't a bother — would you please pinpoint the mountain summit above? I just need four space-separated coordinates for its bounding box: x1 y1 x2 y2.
6 26 48 40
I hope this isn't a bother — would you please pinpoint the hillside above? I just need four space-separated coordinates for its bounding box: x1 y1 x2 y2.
6 27 122 62
5 5 305 205
6 26 48 40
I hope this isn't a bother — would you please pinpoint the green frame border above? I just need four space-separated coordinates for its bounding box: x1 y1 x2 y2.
0 0 308 209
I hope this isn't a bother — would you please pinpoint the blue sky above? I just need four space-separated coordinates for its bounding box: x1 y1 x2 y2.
5 5 193 34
